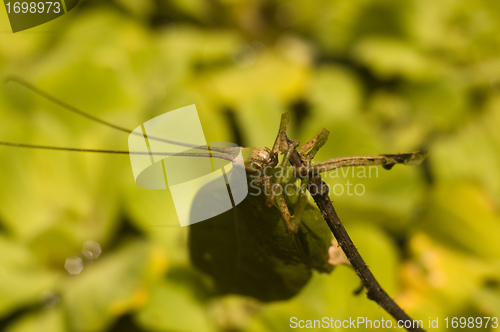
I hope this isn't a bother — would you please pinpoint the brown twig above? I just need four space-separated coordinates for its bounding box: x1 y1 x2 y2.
286 136 426 332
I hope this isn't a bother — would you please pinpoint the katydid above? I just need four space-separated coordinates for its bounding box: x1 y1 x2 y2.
1 78 427 301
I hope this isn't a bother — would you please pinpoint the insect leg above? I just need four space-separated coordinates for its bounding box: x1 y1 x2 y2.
274 193 297 234
267 139 299 202
273 175 309 234
298 128 329 161
289 177 309 232
278 140 299 180
271 113 290 155
299 151 428 176
268 113 322 234
271 140 302 234
264 175 274 207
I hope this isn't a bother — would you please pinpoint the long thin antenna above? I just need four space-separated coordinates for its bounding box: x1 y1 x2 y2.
7 76 132 134
0 141 235 161
6 77 230 154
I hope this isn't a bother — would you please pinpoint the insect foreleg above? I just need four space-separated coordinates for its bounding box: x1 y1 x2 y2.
276 140 299 182
265 139 298 209
274 193 297 234
271 174 309 234
271 113 291 154
289 177 309 233
269 140 302 234
264 175 274 207
298 128 330 161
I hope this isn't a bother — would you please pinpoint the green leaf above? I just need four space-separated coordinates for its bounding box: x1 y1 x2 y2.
418 183 500 259
135 273 214 332
430 105 500 198
353 38 437 80
62 240 164 332
0 235 58 317
122 183 190 266
189 178 333 302
4 308 66 332
400 234 500 318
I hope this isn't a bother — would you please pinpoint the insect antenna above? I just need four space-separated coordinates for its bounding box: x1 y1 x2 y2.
7 76 133 135
0 141 236 161
1 77 235 161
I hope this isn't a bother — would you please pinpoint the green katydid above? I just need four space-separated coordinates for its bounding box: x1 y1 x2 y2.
1 78 427 301
189 113 426 301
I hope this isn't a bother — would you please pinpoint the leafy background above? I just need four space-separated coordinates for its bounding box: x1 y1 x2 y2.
0 0 499 331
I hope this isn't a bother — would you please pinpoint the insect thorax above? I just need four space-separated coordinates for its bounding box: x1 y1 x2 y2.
241 147 278 175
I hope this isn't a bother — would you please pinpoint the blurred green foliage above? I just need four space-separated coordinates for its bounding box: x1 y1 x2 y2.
0 0 499 331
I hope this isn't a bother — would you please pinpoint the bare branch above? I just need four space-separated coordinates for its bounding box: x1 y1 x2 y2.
285 135 426 332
